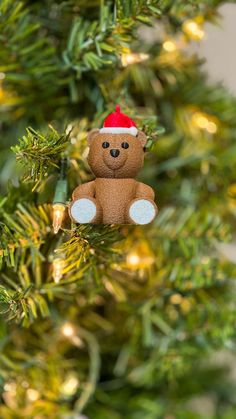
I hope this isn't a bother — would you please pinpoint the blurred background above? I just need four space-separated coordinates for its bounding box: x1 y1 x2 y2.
1 1 236 418
193 4 236 94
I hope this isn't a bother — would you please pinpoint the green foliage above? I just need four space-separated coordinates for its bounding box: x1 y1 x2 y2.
0 0 236 418
12 127 70 190
0 0 62 122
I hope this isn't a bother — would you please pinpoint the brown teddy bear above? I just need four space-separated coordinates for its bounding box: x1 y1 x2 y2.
69 106 157 224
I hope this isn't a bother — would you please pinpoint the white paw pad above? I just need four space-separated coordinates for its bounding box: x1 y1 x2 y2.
129 199 156 225
70 198 96 223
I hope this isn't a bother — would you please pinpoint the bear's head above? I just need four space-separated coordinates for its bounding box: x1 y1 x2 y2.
87 106 148 178
87 129 147 179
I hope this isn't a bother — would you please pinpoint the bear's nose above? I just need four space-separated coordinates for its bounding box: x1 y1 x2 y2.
110 149 120 158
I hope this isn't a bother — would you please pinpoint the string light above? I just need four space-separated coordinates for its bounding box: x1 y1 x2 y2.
52 203 66 234
170 294 191 314
61 322 76 338
163 40 177 52
52 256 65 283
126 243 154 270
4 382 16 392
207 122 218 134
170 293 183 305
2 382 17 408
192 112 218 134
26 388 40 402
182 19 205 41
82 146 89 159
121 52 149 67
60 322 83 347
52 158 68 234
66 123 73 135
126 252 141 267
61 374 79 396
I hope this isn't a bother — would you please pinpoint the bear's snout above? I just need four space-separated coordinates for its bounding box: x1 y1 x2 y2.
110 149 120 158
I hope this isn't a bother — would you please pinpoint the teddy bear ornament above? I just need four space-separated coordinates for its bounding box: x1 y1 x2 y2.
70 106 157 225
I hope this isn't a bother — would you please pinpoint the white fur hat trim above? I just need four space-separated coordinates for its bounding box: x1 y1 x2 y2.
99 127 138 136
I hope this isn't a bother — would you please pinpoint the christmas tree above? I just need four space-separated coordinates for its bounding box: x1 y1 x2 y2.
1 1 236 417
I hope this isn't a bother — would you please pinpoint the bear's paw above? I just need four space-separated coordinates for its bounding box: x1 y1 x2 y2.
70 198 97 224
129 199 156 225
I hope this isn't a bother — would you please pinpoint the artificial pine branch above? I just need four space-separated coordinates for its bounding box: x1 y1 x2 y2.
12 127 70 190
0 0 236 417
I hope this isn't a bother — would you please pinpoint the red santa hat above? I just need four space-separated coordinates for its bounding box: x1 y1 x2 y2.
99 105 138 136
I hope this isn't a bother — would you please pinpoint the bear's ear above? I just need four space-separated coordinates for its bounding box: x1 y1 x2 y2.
87 128 100 145
137 130 147 147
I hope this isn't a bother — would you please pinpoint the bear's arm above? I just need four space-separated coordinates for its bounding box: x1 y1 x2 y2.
135 182 155 200
72 181 96 200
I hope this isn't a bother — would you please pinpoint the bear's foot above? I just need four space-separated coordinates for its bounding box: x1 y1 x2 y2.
128 199 157 225
70 198 98 224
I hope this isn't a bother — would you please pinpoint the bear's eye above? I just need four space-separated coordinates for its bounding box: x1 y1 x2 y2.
102 142 109 149
121 142 129 149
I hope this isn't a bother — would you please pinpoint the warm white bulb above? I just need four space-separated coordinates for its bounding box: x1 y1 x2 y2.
183 20 205 41
192 112 218 134
61 375 79 396
61 323 76 338
4 382 16 392
163 40 176 52
194 114 209 129
121 52 149 67
206 121 217 134
66 123 73 134
52 258 65 283
52 203 66 234
126 252 141 266
27 388 40 401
